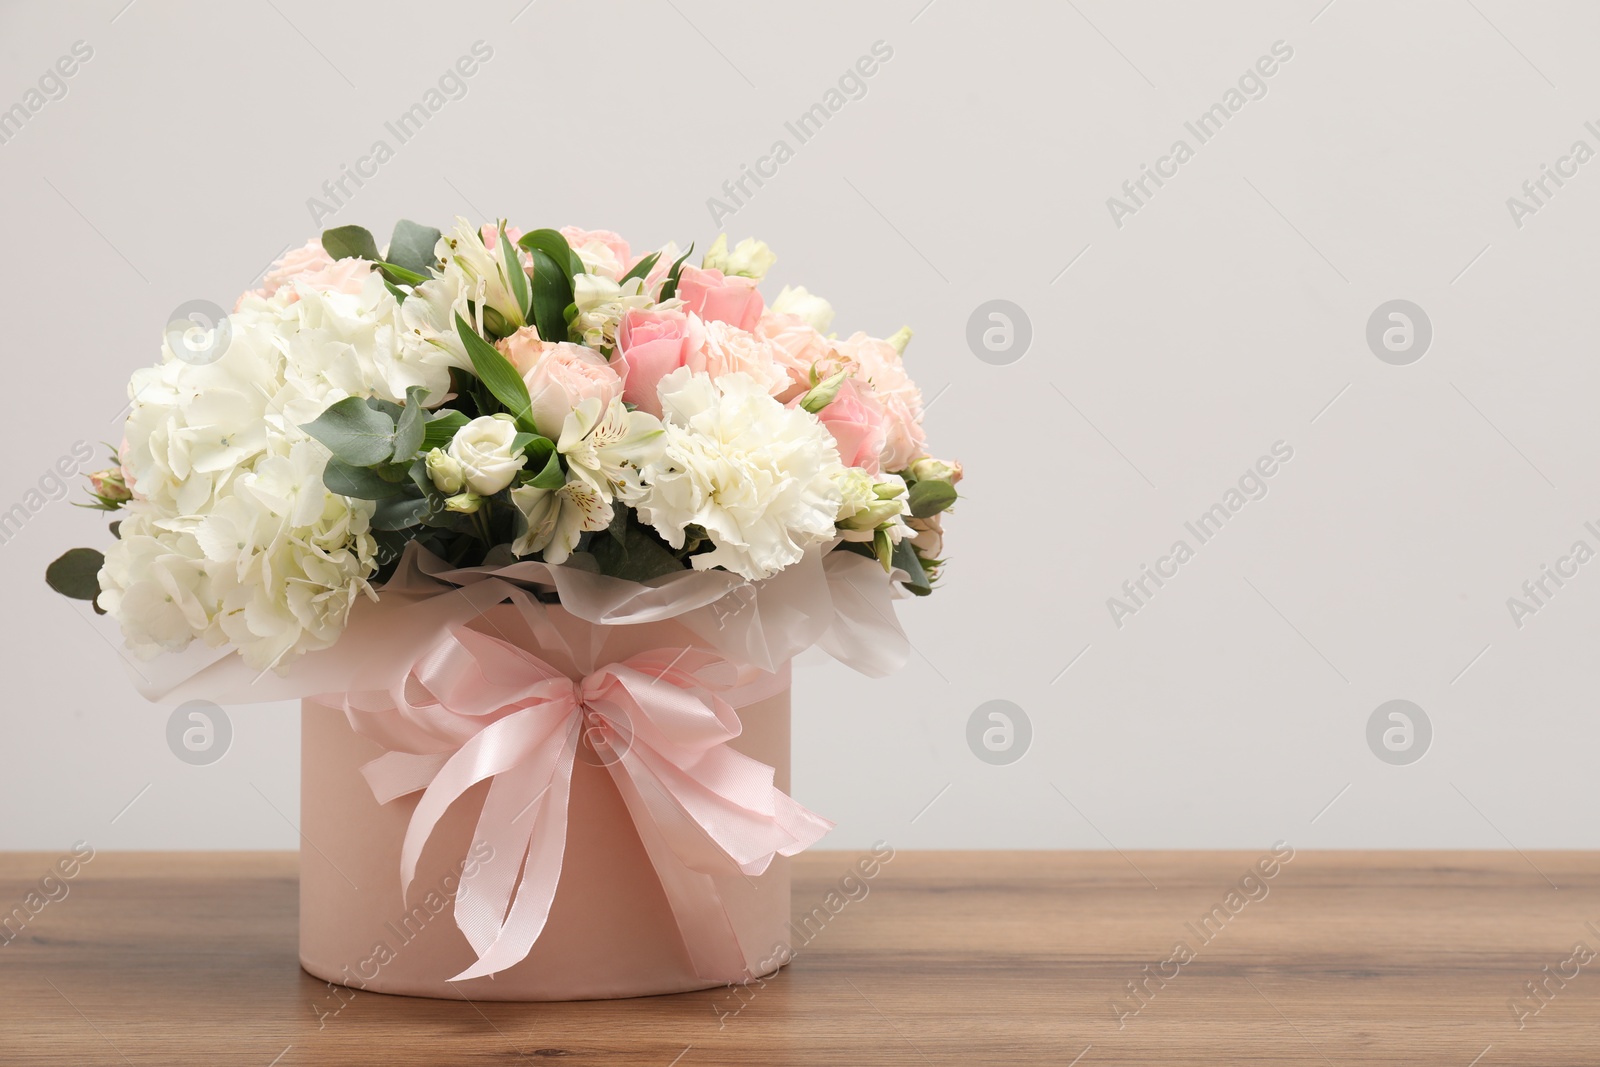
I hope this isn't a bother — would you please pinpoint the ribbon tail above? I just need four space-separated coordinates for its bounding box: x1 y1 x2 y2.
605 759 754 980
449 719 581 982
359 750 452 804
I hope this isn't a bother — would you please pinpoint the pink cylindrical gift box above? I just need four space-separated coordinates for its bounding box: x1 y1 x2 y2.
297 607 796 1001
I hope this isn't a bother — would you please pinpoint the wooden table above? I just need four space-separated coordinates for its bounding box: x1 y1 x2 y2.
2 850 1598 1065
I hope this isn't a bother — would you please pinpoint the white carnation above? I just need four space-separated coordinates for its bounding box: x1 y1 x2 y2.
633 369 844 582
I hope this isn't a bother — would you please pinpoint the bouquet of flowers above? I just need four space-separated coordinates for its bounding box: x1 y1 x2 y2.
47 219 960 672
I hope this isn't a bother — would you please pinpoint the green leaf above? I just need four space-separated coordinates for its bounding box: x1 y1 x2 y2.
377 261 428 286
322 458 407 499
659 243 694 300
524 446 564 489
391 386 430 462
500 221 533 324
388 220 442 276
907 479 958 519
302 397 395 466
892 539 932 596
592 514 685 582
527 249 572 346
322 225 380 262
455 314 534 430
372 494 430 531
46 548 104 600
365 396 403 419
109 521 121 539
517 229 581 282
619 249 661 285
421 410 469 451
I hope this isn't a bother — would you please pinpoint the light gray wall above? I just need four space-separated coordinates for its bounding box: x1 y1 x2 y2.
2 0 1595 854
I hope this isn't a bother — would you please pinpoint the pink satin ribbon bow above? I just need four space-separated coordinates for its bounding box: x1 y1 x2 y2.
343 623 832 982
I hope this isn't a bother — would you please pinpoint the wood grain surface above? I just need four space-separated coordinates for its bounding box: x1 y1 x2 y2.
2 850 1598 1065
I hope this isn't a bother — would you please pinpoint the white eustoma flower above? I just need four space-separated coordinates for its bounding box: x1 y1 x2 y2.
633 368 844 581
833 469 910 539
702 234 777 281
446 415 527 496
769 285 834 333
509 479 612 564
557 397 665 502
425 448 466 494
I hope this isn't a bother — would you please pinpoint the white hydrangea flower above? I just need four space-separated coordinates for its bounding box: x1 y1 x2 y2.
633 368 844 581
97 265 451 671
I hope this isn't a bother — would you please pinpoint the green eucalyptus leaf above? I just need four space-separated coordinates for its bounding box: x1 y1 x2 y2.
45 547 103 600
321 225 380 262
907 479 957 519
892 539 932 595
302 397 395 466
372 494 431 531
321 458 407 499
388 220 442 276
391 386 430 462
592 514 684 582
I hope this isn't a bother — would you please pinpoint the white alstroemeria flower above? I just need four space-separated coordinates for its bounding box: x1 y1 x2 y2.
440 216 525 331
557 397 665 502
770 285 834 333
702 234 777 281
510 478 612 564
571 274 661 349
397 265 473 372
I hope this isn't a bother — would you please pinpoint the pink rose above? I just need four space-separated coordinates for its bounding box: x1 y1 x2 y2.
756 310 840 400
496 328 623 437
808 377 889 474
675 265 764 331
830 332 926 472
614 308 704 416
561 227 633 279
